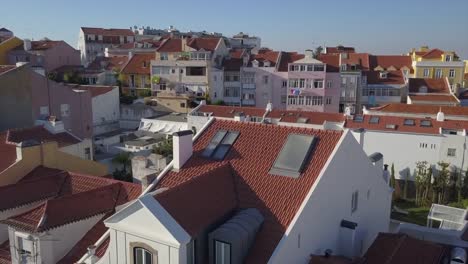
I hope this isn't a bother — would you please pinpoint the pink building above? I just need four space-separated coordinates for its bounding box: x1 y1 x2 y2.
286 50 340 112
8 39 81 72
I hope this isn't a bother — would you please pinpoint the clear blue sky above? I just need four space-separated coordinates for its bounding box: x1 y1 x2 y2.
2 0 468 58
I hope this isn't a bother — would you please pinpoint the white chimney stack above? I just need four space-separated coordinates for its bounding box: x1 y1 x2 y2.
234 112 246 122
266 102 273 112
172 130 193 171
23 39 31 51
436 108 445 122
87 245 99 264
305 49 314 59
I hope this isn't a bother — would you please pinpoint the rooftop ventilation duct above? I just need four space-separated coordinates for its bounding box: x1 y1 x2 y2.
208 208 264 264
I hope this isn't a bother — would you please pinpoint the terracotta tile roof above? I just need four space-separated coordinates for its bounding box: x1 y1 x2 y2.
0 65 16 75
87 56 128 72
67 84 116 97
121 53 154 75
0 132 16 173
369 55 413 73
326 46 355 54
198 105 266 118
358 233 447 264
369 103 468 117
1 184 120 233
277 52 305 72
409 78 450 94
19 166 64 182
421 48 444 59
345 114 468 135
365 70 405 85
0 172 67 211
81 27 135 36
222 57 243 71
342 53 370 71
317 54 340 72
6 126 81 148
409 94 459 104
0 240 10 264
157 119 343 263
156 164 237 236
251 49 280 67
187 37 221 51
156 38 182 52
229 48 245 59
30 40 62 50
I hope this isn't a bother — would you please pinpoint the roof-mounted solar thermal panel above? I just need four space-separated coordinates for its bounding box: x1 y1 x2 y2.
212 131 240 160
202 130 228 158
269 134 316 178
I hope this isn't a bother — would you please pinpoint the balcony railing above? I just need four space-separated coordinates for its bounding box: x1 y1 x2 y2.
242 83 256 89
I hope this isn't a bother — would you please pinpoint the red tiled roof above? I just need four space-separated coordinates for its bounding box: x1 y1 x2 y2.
326 46 355 54
358 233 447 264
278 52 305 72
222 58 243 71
156 164 237 236
68 84 116 97
156 38 182 52
81 27 135 36
317 54 340 72
421 48 444 59
369 103 468 117
409 94 459 104
342 53 370 71
229 48 245 59
252 49 280 67
198 105 266 118
0 65 16 75
409 78 450 94
0 132 16 173
0 240 10 264
157 119 343 263
369 55 413 73
30 40 62 50
345 114 468 135
121 53 154 75
1 184 120 233
87 56 128 72
187 37 220 51
365 70 405 85
6 126 80 148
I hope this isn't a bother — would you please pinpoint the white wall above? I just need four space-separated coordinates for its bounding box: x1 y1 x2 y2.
92 88 120 135
351 130 468 179
269 132 392 264
0 201 44 244
60 138 93 160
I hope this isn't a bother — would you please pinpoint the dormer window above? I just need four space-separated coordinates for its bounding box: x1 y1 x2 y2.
445 55 452 61
340 64 347 71
379 72 387 79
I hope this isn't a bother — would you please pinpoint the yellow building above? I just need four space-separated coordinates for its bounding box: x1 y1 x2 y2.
409 46 465 90
120 53 154 97
0 36 22 64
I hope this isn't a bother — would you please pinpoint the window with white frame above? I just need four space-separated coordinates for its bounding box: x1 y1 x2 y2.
16 235 34 261
299 79 305 88
326 80 332 88
298 96 304 105
305 96 312 105
423 68 430 77
351 190 359 213
325 96 332 105
214 240 231 264
445 55 452 61
300 65 306 72
60 104 70 117
282 81 287 88
312 96 323 105
133 247 153 264
341 77 346 85
307 65 314 71
435 69 442 79
449 69 455 78
314 64 325 72
447 148 456 157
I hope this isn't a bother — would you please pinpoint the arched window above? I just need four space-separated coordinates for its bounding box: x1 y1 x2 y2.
134 247 153 264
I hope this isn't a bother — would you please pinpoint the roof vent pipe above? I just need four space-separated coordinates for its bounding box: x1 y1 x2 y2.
87 245 99 264
437 108 445 122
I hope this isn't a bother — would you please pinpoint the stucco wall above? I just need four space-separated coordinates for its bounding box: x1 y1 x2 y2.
269 132 392 263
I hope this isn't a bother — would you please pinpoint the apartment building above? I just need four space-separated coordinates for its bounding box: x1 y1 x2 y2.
120 53 154 96
78 27 135 66
228 32 261 49
409 46 465 91
150 37 228 99
286 50 340 112
362 70 407 107
8 39 80 73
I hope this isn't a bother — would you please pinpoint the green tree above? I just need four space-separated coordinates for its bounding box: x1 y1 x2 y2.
415 161 429 206
455 167 463 202
313 46 323 59
153 136 173 159
403 169 409 200
463 169 468 198
436 161 451 204
112 152 131 173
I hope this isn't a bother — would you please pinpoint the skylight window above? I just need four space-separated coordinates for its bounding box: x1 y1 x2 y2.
420 120 432 127
403 119 415 126
269 134 316 178
354 115 364 123
202 130 240 160
297 117 309 124
369 116 380 124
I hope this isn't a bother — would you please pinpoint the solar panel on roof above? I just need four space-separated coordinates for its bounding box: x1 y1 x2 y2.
403 119 415 126
369 116 379 124
420 120 432 127
269 134 316 178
